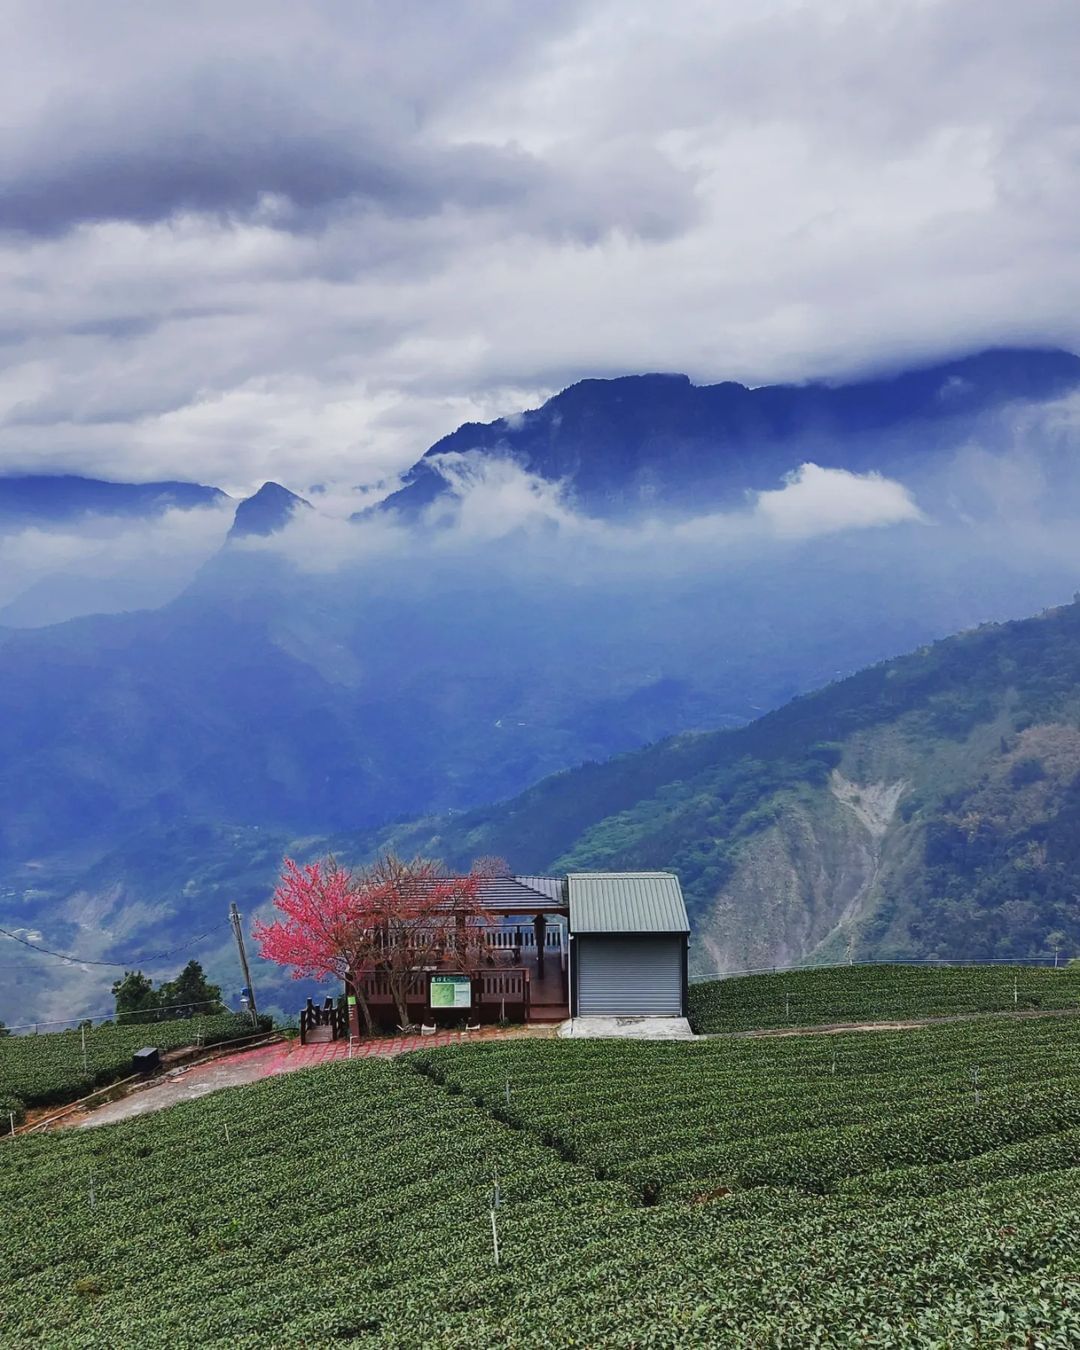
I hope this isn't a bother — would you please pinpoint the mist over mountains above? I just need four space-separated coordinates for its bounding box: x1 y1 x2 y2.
379 347 1080 521
4 344 1080 1019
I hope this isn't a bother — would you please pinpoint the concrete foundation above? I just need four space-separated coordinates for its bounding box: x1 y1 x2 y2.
557 1016 695 1041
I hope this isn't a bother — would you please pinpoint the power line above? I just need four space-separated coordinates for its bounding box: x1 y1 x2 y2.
3 997 231 1033
0 920 231 969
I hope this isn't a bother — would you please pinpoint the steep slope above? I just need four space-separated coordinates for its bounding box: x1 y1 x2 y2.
4 345 1079 871
7 347 1080 1023
6 595 1080 1023
368 598 1080 971
227 481 310 539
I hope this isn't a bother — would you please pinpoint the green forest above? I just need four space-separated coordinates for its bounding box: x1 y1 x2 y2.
368 598 1080 970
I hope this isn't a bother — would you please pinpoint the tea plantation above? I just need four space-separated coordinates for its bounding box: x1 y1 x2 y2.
4 1012 1080 1346
0 1014 265 1127
688 961 1080 1032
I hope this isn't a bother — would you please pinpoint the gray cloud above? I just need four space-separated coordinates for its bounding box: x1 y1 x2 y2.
0 0 1077 492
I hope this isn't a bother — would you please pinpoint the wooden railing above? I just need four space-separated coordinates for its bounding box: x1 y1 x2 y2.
479 969 529 1005
359 974 427 1006
299 996 347 1045
357 969 530 1009
483 928 563 951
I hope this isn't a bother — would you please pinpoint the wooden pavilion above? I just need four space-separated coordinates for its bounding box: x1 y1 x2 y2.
343 875 570 1033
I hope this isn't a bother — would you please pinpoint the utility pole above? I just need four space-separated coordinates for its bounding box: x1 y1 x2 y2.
229 902 259 1026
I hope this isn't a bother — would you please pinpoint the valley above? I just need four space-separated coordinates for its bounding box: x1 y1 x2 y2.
4 349 1080 1021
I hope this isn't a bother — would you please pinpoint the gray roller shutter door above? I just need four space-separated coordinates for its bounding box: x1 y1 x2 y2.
576 936 682 1015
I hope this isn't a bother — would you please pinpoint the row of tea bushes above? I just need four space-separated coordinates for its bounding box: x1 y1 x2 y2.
4 1042 1080 1345
0 1013 269 1122
687 962 1080 1033
409 1014 1080 1199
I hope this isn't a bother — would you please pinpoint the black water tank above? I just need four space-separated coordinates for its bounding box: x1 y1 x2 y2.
132 1046 160 1075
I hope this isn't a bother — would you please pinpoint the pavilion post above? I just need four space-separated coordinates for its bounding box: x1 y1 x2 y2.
533 913 547 980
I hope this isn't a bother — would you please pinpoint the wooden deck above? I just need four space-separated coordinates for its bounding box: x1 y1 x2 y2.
354 923 569 1024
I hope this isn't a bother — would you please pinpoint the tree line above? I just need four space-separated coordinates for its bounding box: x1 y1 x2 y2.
111 960 225 1023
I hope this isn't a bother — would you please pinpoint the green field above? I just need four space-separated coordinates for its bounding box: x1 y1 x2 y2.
4 1010 1080 1346
688 962 1080 1033
0 1014 266 1126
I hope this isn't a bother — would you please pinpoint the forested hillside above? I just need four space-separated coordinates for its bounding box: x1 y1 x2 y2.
8 592 1080 1021
371 598 1080 973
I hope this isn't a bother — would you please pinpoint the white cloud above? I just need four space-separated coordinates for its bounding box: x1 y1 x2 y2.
246 457 926 584
424 451 577 538
0 503 233 622
0 1 1076 492
752 463 926 539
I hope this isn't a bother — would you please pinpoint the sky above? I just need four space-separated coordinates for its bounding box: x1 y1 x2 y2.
0 0 1078 496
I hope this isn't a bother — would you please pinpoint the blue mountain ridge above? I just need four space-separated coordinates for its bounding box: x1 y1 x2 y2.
3 343 1080 1022
376 347 1080 519
0 474 228 524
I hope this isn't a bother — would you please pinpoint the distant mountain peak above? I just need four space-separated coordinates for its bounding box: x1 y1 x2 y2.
0 474 228 524
377 346 1080 522
228 482 310 539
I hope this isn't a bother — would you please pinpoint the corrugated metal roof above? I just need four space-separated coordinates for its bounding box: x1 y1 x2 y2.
567 873 689 934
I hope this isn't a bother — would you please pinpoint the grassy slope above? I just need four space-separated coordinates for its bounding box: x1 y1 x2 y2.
5 1006 1080 1346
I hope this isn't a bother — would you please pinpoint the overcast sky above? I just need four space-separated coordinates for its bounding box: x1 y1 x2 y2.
0 0 1077 495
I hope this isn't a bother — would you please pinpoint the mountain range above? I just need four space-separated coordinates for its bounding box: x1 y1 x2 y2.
371 596 1080 973
0 474 226 525
8 589 1079 1021
378 346 1080 520
3 344 1080 1019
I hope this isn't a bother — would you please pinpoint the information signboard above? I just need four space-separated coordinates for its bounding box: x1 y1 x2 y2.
430 974 472 1009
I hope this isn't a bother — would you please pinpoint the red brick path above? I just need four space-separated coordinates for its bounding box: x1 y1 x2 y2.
249 1025 547 1078
65 1025 556 1130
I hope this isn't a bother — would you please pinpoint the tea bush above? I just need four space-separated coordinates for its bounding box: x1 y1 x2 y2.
688 962 1080 1033
5 1014 1080 1344
0 1013 267 1121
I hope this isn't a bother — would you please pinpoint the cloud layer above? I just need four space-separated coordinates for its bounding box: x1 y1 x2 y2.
232 456 928 583
0 0 1078 492
0 502 233 623
753 464 925 539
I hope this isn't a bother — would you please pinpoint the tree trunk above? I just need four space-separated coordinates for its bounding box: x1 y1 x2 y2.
345 968 375 1037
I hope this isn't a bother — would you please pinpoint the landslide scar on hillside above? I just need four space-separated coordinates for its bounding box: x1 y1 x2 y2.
829 771 908 839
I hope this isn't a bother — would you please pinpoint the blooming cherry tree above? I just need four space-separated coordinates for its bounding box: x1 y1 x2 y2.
254 852 500 1030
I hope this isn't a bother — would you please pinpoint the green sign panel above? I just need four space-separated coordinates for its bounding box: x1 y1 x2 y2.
430 974 472 1009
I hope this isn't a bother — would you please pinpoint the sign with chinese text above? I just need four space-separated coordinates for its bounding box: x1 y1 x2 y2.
430 974 472 1009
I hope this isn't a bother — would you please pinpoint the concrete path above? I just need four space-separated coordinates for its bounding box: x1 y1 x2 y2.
73 1026 550 1130
557 1016 696 1040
